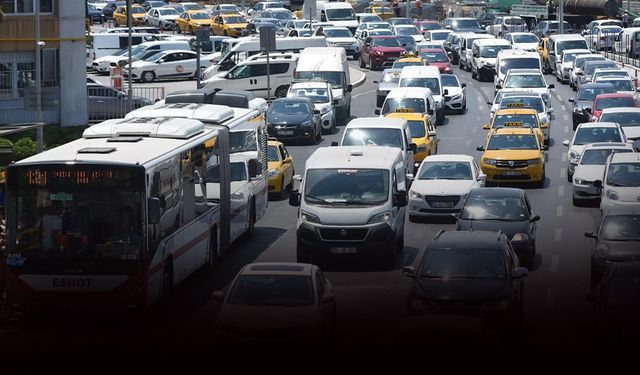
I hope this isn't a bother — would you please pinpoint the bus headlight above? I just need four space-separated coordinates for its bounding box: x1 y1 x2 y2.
606 189 620 200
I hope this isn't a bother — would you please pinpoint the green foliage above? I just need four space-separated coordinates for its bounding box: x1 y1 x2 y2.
0 138 13 148
13 138 37 160
0 5 5 24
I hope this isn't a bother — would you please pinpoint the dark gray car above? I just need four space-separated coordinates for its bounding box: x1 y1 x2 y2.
456 188 539 267
87 83 152 121
568 82 615 129
373 68 401 108
266 98 322 145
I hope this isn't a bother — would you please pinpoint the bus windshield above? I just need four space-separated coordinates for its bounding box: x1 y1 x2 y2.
7 165 145 274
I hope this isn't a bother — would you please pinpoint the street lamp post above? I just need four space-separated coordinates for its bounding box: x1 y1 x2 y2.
127 0 133 112
35 0 43 152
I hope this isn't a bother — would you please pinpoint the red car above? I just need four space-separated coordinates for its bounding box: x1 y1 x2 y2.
415 20 440 35
359 35 406 71
418 48 453 74
591 93 638 121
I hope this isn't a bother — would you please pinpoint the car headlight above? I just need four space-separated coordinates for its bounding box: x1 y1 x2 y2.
481 299 510 312
596 245 610 258
409 190 422 198
484 158 497 166
301 120 313 127
573 177 585 185
267 168 279 179
527 158 542 165
367 211 391 224
606 189 619 200
374 50 384 56
301 210 321 224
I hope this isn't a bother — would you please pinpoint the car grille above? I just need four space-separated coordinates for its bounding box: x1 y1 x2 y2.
437 300 483 313
495 160 528 168
319 228 368 241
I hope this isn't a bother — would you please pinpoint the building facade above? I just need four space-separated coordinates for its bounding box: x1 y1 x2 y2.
0 0 87 126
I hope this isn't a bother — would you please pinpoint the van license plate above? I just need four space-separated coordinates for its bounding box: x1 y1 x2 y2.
278 130 294 135
330 247 357 254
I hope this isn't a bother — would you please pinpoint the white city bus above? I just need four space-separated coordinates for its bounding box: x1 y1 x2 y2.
2 110 255 310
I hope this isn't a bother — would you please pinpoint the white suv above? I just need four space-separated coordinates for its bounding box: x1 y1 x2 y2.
288 80 337 134
599 152 640 211
498 68 554 104
202 52 298 99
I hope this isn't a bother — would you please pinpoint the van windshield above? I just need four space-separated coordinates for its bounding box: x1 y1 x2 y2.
480 45 511 58
326 8 356 21
557 39 589 55
304 168 389 206
499 58 540 75
399 78 440 95
342 128 404 149
295 71 344 88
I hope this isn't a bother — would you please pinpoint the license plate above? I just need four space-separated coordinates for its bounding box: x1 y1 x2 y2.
330 247 357 254
278 130 294 135
431 201 454 208
387 57 396 60
503 171 522 176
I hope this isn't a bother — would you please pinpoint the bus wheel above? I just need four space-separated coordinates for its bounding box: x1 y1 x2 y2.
162 258 174 298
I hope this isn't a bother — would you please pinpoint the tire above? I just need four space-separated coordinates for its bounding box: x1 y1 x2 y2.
396 233 405 253
536 168 545 188
567 170 573 183
573 195 582 207
527 242 536 268
286 171 294 191
296 240 310 263
377 95 385 108
471 69 477 80
274 85 289 98
141 71 155 83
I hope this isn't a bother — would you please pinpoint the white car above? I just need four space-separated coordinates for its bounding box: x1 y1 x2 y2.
600 152 640 211
562 122 628 182
287 81 337 134
499 68 554 105
91 49 129 74
569 54 604 90
441 73 466 113
314 26 360 58
486 15 527 37
393 25 424 43
555 48 591 84
424 29 452 45
591 68 631 83
213 262 336 343
144 7 180 30
504 32 539 51
354 21 392 39
124 50 214 82
599 107 640 142
408 154 485 221
594 76 640 100
492 92 553 144
572 142 636 206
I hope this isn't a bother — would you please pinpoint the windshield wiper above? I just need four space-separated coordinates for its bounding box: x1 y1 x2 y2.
305 195 332 204
420 275 445 278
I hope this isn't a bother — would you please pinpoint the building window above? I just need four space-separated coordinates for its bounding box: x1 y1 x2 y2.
0 63 12 98
0 0 54 14
0 51 58 100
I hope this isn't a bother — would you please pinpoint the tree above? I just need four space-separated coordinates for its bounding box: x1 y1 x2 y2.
0 5 5 24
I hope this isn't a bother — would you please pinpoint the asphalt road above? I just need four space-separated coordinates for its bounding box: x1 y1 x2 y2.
2 58 626 356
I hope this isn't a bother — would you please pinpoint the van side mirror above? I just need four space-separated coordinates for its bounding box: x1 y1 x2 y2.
461 83 467 88
443 89 449 95
476 146 485 151
393 191 408 207
148 197 161 225
313 109 321 115
482 123 490 130
212 290 224 302
593 180 602 188
548 84 555 89
402 266 416 277
289 190 301 206
495 84 502 89
408 143 417 152
584 231 597 239
513 267 528 278
375 108 381 115
530 214 541 222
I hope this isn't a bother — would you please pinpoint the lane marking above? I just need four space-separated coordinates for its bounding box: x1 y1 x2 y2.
554 228 562 242
564 126 569 134
562 115 569 121
557 205 563 217
550 255 560 273
352 89 377 99
562 153 567 162
558 185 565 197
560 104 567 112
547 288 556 310
560 167 566 178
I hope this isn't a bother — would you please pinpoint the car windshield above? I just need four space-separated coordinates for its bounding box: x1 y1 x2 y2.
420 50 449 62
369 30 393 36
431 32 450 41
267 145 279 162
557 39 589 54
288 87 329 103
225 16 246 23
580 148 631 165
304 168 390 206
370 22 391 30
382 98 426 114
505 17 524 25
421 248 507 279
441 74 459 87
493 114 539 128
407 120 426 138
487 134 539 150
361 15 382 23
397 26 421 35
578 87 615 100
595 96 635 110
600 26 623 34
190 12 209 20
326 8 356 21
382 70 401 83
461 195 528 221
500 97 544 113
325 28 352 37
227 275 314 306
206 161 247 183
574 127 622 145
594 71 629 79
343 128 404 148
600 215 640 241
562 52 583 63
513 34 539 43
295 71 344 87
504 74 545 88
393 61 423 69
453 19 480 29
269 11 293 20
159 9 179 16
131 6 145 14
268 100 311 116
600 112 640 127
607 163 640 187
499 58 541 75
419 23 440 31
585 62 617 75
418 162 472 180
480 45 511 58
399 78 440 95
600 79 634 92
371 37 402 47
577 56 605 69
396 35 416 47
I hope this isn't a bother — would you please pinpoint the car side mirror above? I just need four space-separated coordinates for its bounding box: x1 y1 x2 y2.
323 293 336 303
313 109 321 115
331 141 338 146
157 59 164 63
375 108 381 115
593 180 602 188
542 145 549 151
147 197 161 225
402 266 416 277
487 101 493 105
562 140 570 147
569 158 579 166
584 108 591 114
495 84 502 89
548 84 555 89
461 83 467 88
212 290 224 302
393 191 408 207
289 190 301 206
347 84 353 92
584 231 597 239
548 108 554 114
373 80 379 84
482 124 490 130
406 173 414 181
443 89 449 95
476 146 485 151
477 173 486 183
530 214 541 222
427 131 436 137
408 143 417 152
427 109 434 115
513 267 528 278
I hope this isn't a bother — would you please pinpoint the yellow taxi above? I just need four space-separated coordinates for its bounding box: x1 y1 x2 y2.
176 11 214 34
113 5 146 27
482 107 546 146
477 128 547 187
385 112 437 171
211 14 248 37
392 52 429 69
267 138 295 198
537 37 550 73
369 6 395 19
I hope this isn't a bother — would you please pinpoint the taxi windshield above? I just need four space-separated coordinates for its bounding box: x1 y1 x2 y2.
393 61 424 69
487 134 539 150
224 16 246 24
500 97 544 112
190 12 209 20
382 98 426 114
407 120 426 138
493 114 538 128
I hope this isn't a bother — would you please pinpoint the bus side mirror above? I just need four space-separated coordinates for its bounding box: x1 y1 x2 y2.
148 197 161 225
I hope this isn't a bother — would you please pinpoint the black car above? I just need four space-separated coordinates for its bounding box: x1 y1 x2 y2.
403 230 527 326
585 206 640 288
242 19 283 37
442 17 486 34
141 1 167 12
456 188 539 266
477 12 507 28
266 98 322 144
442 32 465 64
569 83 616 130
102 1 126 20
87 3 103 23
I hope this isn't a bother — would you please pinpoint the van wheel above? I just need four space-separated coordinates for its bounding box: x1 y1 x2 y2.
275 85 289 98
141 71 155 83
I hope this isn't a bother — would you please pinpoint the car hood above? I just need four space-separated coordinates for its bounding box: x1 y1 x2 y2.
621 126 640 140
411 179 476 196
574 164 605 181
445 86 463 97
412 278 511 301
379 82 399 91
606 186 640 203
372 46 406 53
483 150 542 160
457 219 529 239
600 240 640 261
575 100 593 110
267 113 312 124
160 15 180 21
216 304 319 331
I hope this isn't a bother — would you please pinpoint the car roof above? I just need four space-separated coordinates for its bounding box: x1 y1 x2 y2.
385 112 424 121
423 154 475 162
595 93 634 99
240 262 314 276
307 145 402 170
429 230 509 250
387 87 432 98
475 38 510 46
506 68 543 75
495 108 537 115
549 34 585 40
610 152 640 163
579 82 615 89
601 107 640 114
577 121 619 129
494 127 537 135
603 205 640 216
346 117 407 129
583 142 632 150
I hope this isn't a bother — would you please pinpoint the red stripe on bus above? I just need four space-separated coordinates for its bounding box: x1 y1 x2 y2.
148 229 210 276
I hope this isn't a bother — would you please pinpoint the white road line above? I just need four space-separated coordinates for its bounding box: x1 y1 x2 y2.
558 185 565 197
562 115 569 121
564 126 569 134
561 153 567 162
554 228 562 242
560 167 566 178
557 206 563 217
547 288 556 310
352 89 377 99
560 104 567 111
551 255 560 273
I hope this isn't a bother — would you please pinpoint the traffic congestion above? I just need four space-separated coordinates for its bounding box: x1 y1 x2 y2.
3 0 640 356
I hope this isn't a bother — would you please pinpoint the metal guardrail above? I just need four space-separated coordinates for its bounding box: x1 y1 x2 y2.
88 86 164 123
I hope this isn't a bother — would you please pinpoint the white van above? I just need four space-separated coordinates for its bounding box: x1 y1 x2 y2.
615 27 640 58
494 49 542 87
289 146 408 265
204 36 327 77
88 32 160 61
376 87 435 120
106 40 192 68
304 1 358 34
294 47 352 125
397 66 446 125
339 117 416 176
471 38 512 82
459 33 495 72
203 53 298 99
